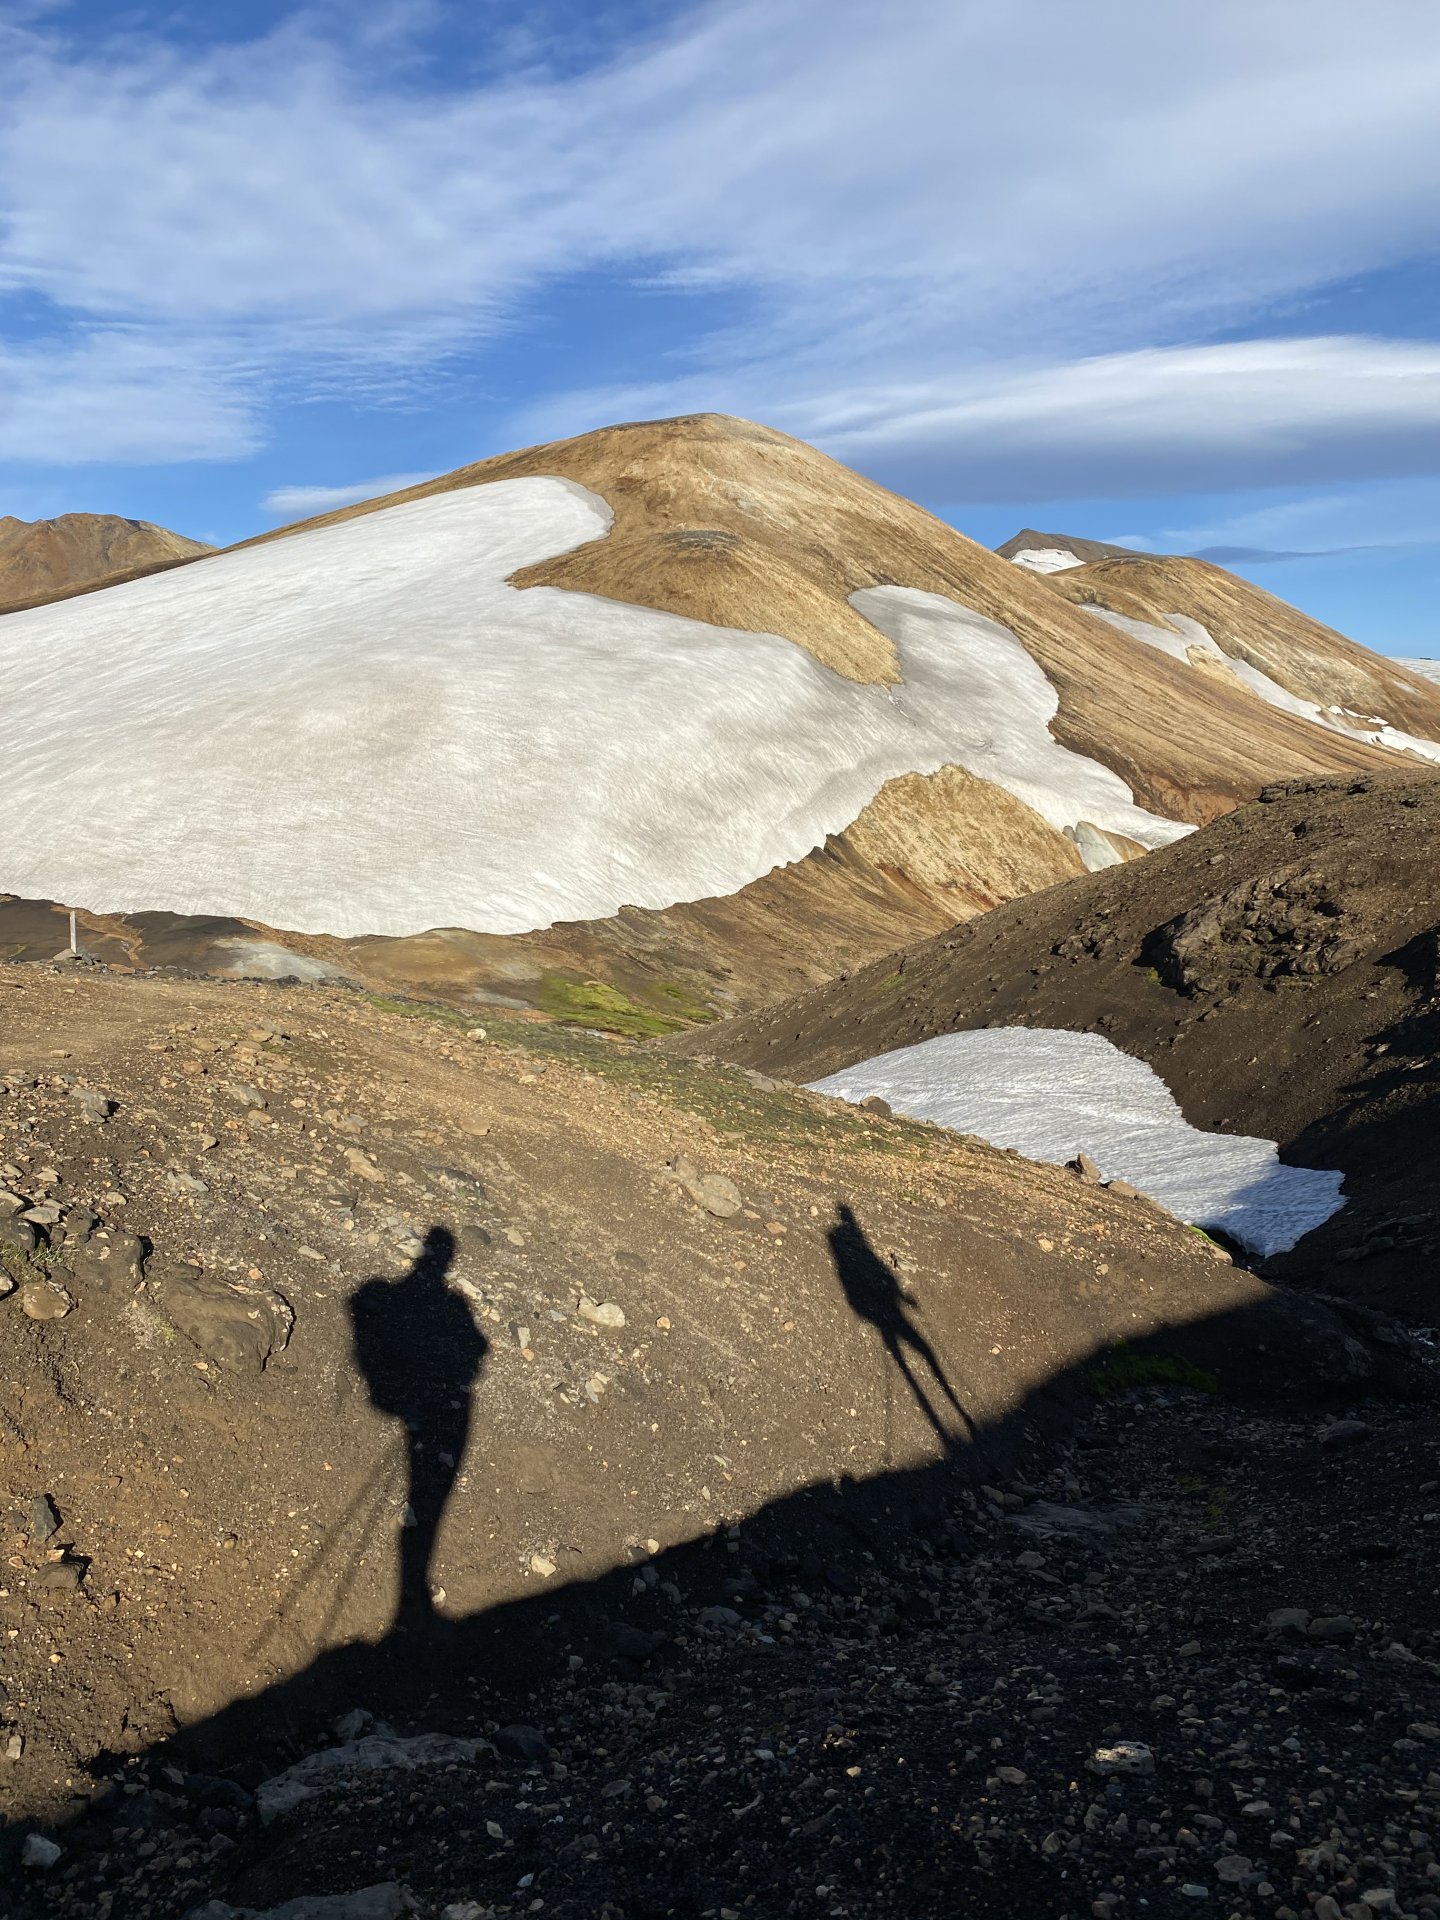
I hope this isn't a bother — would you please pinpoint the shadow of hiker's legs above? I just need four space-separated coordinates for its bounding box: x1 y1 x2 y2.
399 1402 471 1620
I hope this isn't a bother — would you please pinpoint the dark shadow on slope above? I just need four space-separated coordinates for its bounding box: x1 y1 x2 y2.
3 1241 1425 1910
828 1203 978 1455
349 1226 486 1626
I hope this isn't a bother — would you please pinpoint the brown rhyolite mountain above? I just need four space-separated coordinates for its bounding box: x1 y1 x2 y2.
0 512 211 615
5 417 1439 1023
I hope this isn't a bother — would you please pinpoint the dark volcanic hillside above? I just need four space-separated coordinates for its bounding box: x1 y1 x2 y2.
688 771 1440 1314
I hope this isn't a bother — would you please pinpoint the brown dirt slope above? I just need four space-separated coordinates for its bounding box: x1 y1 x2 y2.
0 961 1402 1839
0 514 210 616
687 770 1440 1314
229 413 1426 826
1043 550 1440 738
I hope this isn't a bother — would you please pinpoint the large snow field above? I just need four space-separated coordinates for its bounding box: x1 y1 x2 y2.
0 477 1184 938
809 1028 1344 1257
1395 657 1440 686
1091 608 1440 766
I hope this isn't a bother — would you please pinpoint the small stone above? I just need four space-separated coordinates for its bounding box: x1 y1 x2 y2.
1070 1151 1103 1184
70 1086 114 1124
163 1168 210 1197
465 1027 487 1042
995 1765 1028 1785
1307 1614 1356 1642
1106 1179 1142 1200
1088 1740 1154 1776
5 1732 24 1761
21 1834 62 1870
30 1493 61 1541
530 1555 556 1578
495 1723 550 1763
1265 1606 1311 1635
578 1296 626 1330
1216 1854 1253 1883
32 1557 85 1594
671 1157 743 1218
1178 1887 1209 1901
1318 1419 1373 1448
19 1280 74 1321
858 1095 892 1117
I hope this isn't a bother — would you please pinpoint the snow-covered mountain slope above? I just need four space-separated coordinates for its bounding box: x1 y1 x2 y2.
0 477 1183 939
808 1027 1344 1256
4 414 1436 959
1396 657 1440 686
1090 607 1440 765
0 511 210 615
1038 549 1440 755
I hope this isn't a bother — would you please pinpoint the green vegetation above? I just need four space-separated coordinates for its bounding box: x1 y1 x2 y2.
537 975 689 1039
358 987 931 1158
869 969 906 997
1177 1473 1231 1528
1087 1340 1219 1397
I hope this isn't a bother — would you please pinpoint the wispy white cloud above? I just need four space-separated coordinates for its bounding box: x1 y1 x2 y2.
0 328 259 463
1 0 1440 481
260 472 439 517
1109 475 1440 562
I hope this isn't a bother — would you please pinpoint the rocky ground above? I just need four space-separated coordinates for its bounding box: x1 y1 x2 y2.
0 956 1434 1920
10 1384 1440 1920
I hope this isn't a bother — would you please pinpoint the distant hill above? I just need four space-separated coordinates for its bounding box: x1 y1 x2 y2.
995 527 1143 572
0 512 211 615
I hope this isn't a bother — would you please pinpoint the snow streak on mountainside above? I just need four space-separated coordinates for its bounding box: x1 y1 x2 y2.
1009 547 1085 574
1090 609 1440 765
808 1028 1345 1258
0 478 1184 939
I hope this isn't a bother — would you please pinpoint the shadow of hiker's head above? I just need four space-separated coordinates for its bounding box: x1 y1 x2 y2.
409 1224 456 1288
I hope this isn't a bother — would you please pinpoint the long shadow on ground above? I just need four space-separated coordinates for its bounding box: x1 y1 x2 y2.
4 1213 1420 1915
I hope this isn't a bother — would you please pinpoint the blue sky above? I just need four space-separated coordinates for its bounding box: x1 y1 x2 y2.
1 1 1439 655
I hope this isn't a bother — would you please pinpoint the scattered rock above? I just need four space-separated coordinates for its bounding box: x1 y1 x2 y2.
187 1885 418 1920
1088 1740 1155 1776
155 1266 292 1370
670 1156 743 1218
29 1493 61 1541
21 1833 62 1870
19 1279 75 1321
256 1734 485 1824
577 1295 626 1330
494 1723 550 1763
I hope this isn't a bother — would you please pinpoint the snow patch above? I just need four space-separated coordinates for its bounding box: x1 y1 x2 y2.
0 479 1186 938
1394 657 1440 687
1090 608 1440 765
1010 547 1085 574
808 1027 1344 1257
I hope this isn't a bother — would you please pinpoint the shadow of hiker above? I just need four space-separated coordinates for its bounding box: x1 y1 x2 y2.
349 1226 487 1626
828 1202 977 1456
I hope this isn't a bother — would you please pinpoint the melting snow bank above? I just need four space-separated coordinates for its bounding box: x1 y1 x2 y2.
0 480 1187 938
808 1028 1344 1258
1091 608 1440 766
